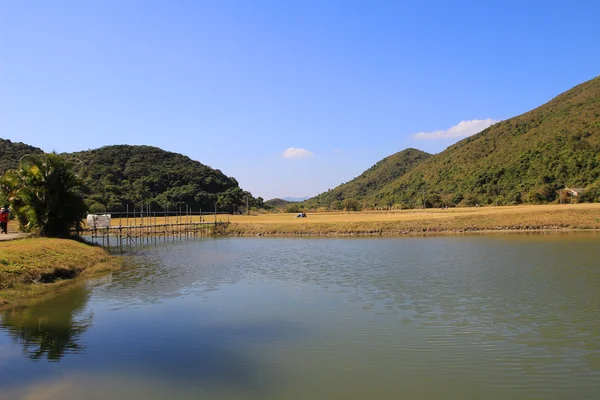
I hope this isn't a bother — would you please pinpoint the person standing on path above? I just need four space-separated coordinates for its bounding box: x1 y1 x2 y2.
0 207 9 234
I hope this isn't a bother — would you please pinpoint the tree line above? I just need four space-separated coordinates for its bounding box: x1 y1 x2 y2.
0 152 265 237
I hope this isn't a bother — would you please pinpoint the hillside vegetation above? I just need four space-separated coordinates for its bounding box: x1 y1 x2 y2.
0 139 45 206
0 139 44 176
306 75 600 209
70 145 252 212
0 142 254 212
304 148 431 209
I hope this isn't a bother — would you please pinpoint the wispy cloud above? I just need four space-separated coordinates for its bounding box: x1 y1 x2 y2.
413 119 499 140
282 147 314 159
333 149 342 153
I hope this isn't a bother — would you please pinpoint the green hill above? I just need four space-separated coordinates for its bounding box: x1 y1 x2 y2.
304 148 431 209
70 145 250 212
0 141 253 212
368 75 600 207
0 139 44 175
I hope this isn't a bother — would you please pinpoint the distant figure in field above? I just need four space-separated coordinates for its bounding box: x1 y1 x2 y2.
296 211 307 218
0 207 9 234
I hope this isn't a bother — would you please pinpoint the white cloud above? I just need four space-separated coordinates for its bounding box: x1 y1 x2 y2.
333 149 342 153
282 147 314 159
413 118 500 140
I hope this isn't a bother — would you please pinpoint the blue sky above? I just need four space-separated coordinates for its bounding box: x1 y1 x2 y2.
1 1 599 199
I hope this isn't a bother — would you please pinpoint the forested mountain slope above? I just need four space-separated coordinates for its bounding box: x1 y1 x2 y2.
70 145 248 212
366 76 600 207
1 141 253 212
305 148 431 209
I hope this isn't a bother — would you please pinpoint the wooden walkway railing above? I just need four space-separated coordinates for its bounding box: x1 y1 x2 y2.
76 220 228 248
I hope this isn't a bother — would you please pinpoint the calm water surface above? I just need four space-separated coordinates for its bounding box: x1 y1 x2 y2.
1 234 600 399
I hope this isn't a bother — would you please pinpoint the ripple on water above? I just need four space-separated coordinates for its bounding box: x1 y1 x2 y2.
1 234 600 399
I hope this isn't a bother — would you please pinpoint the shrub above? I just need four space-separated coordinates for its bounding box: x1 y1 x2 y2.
0 153 87 237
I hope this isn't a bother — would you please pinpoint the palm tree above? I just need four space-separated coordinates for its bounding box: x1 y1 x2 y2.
0 153 87 237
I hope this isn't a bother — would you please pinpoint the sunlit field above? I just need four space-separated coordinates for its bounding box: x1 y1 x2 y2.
230 203 600 224
93 203 600 234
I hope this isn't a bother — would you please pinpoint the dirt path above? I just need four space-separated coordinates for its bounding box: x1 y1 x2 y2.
0 232 30 241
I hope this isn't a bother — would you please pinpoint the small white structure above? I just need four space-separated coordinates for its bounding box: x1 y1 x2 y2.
565 187 586 197
86 214 111 228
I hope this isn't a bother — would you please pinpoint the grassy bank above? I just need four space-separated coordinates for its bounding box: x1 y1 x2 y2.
0 238 120 310
223 204 600 236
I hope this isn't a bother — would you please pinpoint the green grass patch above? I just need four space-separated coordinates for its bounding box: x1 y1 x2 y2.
0 238 120 310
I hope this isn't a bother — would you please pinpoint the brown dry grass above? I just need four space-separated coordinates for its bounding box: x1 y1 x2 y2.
89 204 600 235
222 204 600 235
0 238 120 310
98 204 600 225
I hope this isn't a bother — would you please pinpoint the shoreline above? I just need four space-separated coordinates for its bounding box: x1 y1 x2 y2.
0 238 121 311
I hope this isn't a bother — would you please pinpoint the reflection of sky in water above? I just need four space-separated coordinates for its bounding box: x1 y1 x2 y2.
1 234 600 400
0 341 21 366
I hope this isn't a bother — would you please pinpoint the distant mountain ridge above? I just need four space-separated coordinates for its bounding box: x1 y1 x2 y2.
264 198 293 209
282 196 310 202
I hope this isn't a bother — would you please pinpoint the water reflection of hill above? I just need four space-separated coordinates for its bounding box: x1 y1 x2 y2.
0 286 92 361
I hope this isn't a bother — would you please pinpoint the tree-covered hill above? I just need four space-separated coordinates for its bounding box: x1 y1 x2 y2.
304 148 431 209
0 139 44 175
69 145 251 212
365 75 600 207
264 198 293 209
0 142 255 212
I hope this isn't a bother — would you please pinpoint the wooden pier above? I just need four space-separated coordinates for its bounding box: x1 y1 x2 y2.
76 208 231 249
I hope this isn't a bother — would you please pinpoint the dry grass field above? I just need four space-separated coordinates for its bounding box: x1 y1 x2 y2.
231 203 600 224
98 203 600 235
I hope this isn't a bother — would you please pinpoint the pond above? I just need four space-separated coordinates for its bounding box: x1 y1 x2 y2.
1 234 600 399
